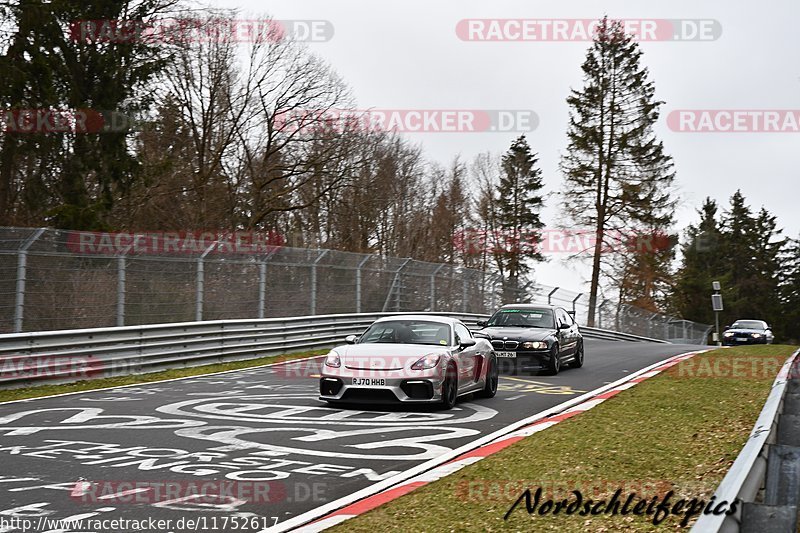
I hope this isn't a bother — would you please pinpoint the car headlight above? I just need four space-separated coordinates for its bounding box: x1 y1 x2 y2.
522 341 548 350
723 332 734 337
752 333 762 338
411 354 441 370
324 350 341 368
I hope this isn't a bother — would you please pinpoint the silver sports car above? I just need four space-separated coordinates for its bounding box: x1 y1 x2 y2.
319 315 498 409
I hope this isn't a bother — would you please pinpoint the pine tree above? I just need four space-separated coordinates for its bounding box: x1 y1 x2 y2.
779 236 800 342
495 135 545 302
560 16 676 326
0 0 173 229
671 198 727 323
720 195 784 325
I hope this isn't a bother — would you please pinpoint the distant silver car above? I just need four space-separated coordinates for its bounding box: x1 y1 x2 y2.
319 315 498 409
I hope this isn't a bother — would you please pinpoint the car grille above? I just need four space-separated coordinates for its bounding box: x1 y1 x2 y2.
491 340 519 350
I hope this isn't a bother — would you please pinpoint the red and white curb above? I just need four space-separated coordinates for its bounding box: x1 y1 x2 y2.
278 349 707 532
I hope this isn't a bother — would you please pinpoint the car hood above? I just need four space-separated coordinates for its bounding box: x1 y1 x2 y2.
478 327 555 341
334 343 449 370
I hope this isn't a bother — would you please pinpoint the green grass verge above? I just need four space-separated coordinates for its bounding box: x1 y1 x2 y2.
0 349 327 403
330 345 798 532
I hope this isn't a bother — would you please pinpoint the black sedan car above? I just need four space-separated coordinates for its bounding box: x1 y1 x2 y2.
474 304 584 375
722 319 774 345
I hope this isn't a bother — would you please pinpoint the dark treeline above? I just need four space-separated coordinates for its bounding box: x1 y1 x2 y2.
1 4 797 336
671 192 800 342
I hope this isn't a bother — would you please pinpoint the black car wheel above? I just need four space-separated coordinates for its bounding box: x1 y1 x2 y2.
546 344 561 375
440 365 458 409
571 342 584 368
477 355 498 398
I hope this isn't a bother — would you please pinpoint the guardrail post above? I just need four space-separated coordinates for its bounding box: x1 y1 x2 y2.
356 255 370 313
13 227 45 333
258 261 267 319
116 255 126 326
311 250 329 315
196 242 217 321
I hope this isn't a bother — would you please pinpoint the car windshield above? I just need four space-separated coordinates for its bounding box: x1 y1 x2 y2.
359 320 451 346
731 320 766 330
487 309 555 328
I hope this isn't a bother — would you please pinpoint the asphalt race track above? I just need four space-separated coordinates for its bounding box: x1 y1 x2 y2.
0 340 698 532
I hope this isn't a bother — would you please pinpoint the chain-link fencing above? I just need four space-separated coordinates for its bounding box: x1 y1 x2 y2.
0 227 711 343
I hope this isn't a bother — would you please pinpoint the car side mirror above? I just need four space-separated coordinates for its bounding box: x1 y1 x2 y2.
723 325 730 331
344 335 358 344
476 320 487 328
558 322 570 330
459 338 477 349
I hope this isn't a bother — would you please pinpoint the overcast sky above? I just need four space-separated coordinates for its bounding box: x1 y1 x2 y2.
207 0 799 293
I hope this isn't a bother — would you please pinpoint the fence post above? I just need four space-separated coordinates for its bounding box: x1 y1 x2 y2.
430 264 444 312
462 269 469 313
490 275 501 310
356 255 370 313
258 261 267 319
116 256 126 327
547 287 559 305
196 242 217 321
571 293 582 318
13 228 45 333
310 250 329 315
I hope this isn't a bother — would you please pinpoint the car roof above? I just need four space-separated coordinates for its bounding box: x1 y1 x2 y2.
497 304 559 310
372 315 457 326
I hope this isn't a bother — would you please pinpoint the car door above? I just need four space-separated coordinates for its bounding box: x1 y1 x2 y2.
556 309 576 357
454 322 478 388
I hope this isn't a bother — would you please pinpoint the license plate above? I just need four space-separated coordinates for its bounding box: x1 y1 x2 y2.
352 378 386 386
735 337 748 342
496 351 517 358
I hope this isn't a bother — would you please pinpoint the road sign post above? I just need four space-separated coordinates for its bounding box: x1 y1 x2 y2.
711 281 723 346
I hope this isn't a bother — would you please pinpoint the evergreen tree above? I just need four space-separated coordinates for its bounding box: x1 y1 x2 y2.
720 194 784 325
0 0 173 229
560 16 676 326
671 198 727 323
495 135 544 302
672 192 785 335
614 228 678 312
779 236 800 342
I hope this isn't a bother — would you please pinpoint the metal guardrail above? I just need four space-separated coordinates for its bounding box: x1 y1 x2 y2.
0 312 670 389
691 348 800 533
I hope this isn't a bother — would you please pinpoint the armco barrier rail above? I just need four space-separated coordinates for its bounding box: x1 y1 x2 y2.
0 312 668 389
691 349 800 533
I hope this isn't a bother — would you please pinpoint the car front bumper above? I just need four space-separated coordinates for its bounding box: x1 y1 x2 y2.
722 336 769 345
319 366 446 403
495 349 554 373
